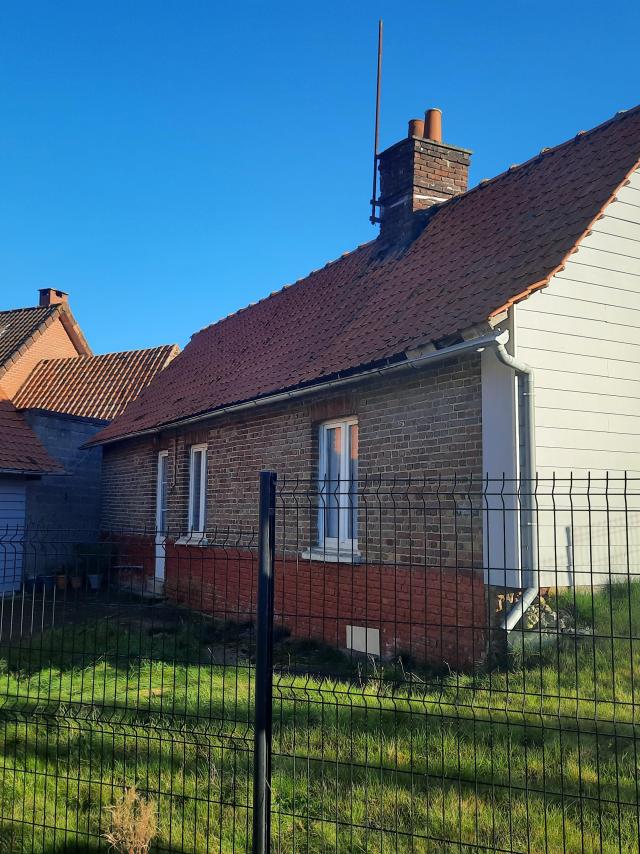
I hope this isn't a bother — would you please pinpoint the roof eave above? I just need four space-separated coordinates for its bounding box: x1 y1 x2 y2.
488 153 640 318
0 465 64 476
88 329 504 449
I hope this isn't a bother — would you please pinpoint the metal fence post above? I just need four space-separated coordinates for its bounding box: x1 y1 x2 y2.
252 470 277 854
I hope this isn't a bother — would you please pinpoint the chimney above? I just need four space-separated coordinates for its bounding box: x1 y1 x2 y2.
377 108 471 244
39 288 68 307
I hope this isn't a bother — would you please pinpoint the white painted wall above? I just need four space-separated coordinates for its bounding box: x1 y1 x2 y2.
481 314 522 587
515 165 640 586
0 476 26 593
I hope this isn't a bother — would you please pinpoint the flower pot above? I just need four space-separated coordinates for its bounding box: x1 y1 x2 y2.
56 574 68 590
87 573 103 591
38 575 56 592
70 575 83 591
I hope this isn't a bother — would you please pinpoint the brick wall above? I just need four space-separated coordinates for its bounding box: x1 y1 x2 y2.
162 545 485 669
103 532 485 668
1 317 80 397
378 136 470 244
101 436 158 532
101 355 487 667
103 354 482 532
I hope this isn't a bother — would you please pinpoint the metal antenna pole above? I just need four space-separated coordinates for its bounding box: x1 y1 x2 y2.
370 19 383 225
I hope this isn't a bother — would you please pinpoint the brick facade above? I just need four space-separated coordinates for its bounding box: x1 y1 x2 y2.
101 355 486 667
1 317 80 397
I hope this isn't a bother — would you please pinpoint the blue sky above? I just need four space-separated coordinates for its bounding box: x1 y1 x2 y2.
1 1 639 353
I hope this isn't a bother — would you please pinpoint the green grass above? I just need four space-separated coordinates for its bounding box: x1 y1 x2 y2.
0 585 639 853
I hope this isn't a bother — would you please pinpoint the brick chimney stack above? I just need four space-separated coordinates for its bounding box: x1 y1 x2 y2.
39 288 68 307
377 108 471 244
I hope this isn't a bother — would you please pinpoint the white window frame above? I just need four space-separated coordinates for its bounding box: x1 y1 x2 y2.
155 450 169 582
318 417 358 552
156 450 169 534
187 444 208 535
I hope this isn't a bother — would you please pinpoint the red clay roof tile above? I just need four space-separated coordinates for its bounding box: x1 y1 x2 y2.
0 385 63 474
91 105 640 446
0 305 91 375
14 346 179 421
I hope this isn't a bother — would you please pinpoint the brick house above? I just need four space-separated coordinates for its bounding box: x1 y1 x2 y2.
0 288 178 589
89 105 640 666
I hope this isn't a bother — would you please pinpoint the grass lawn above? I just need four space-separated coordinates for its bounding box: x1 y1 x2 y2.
0 584 639 853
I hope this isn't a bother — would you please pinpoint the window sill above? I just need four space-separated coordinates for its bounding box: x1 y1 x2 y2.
300 547 363 564
174 535 210 547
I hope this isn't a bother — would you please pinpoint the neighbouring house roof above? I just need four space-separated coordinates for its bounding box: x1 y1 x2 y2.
0 385 63 475
0 305 91 378
14 345 180 421
91 104 640 447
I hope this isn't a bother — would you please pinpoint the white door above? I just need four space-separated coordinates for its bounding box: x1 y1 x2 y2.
155 451 168 583
0 478 26 595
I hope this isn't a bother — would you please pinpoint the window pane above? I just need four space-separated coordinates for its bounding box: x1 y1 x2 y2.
325 426 341 539
191 450 203 531
348 424 358 540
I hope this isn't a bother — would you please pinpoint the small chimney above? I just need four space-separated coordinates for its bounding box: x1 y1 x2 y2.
377 108 471 244
39 288 68 307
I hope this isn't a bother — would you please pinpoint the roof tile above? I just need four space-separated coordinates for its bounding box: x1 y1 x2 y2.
92 105 640 445
0 385 63 474
14 345 179 421
0 307 58 372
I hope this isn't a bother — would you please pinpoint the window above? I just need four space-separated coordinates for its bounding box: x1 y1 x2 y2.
156 451 168 534
318 418 358 550
188 444 207 534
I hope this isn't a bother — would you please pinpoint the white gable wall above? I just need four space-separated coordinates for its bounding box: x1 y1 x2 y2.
514 165 640 587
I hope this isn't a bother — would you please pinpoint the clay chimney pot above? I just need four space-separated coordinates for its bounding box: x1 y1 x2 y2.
424 108 443 143
408 118 425 138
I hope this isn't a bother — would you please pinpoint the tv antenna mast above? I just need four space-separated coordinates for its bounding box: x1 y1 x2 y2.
369 19 383 225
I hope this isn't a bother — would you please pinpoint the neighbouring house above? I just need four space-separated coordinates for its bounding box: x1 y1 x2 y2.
0 287 178 589
89 105 640 666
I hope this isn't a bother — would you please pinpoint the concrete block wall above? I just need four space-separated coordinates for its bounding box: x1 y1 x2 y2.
25 411 105 554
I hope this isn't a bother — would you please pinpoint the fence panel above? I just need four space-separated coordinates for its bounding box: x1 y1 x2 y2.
0 526 259 853
270 474 640 854
1 474 638 853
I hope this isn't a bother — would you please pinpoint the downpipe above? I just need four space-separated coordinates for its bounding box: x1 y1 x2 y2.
492 332 539 633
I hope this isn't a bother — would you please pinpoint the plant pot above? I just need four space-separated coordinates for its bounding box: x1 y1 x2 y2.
56 574 68 590
70 575 83 591
87 573 103 591
38 575 56 592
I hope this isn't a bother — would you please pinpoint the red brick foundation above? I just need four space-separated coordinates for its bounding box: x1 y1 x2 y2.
162 541 486 669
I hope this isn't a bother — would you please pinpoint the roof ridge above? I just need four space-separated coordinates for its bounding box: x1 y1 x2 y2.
443 103 640 209
0 305 56 315
182 105 640 346
30 343 179 366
